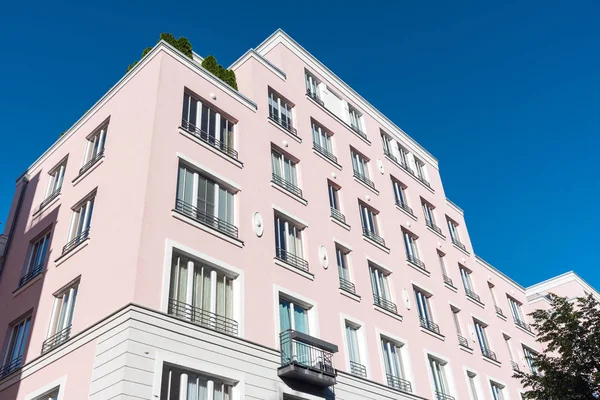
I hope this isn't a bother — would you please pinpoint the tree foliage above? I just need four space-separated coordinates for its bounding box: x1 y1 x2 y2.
515 294 600 400
201 55 238 90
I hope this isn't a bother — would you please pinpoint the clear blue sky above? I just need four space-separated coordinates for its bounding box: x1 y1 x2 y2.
2 1 599 290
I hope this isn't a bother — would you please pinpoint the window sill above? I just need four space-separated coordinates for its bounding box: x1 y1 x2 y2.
374 305 403 322
72 156 104 187
395 204 417 221
331 216 351 231
267 118 302 143
178 128 243 169
515 323 536 337
362 235 390 253
407 261 430 277
466 295 486 309
426 226 446 241
312 148 342 170
496 312 507 321
353 176 379 195
459 344 474 354
171 210 244 248
13 272 44 297
420 327 445 341
270 182 308 206
306 95 371 146
274 258 314 280
482 355 502 367
55 238 90 267
33 194 61 217
340 288 361 302
444 282 458 292
453 243 470 256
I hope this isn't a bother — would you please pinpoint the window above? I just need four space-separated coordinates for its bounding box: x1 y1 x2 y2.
460 267 481 303
415 289 439 334
271 149 302 198
305 71 322 104
490 382 506 400
19 231 51 287
392 178 412 215
508 297 529 329
467 371 480 400
447 218 466 250
181 93 237 159
381 337 411 393
43 160 67 205
43 282 78 353
160 364 233 400
168 251 237 335
451 306 469 348
523 346 538 374
64 194 95 254
474 320 496 361
33 388 59 400
311 121 336 163
81 124 107 174
268 90 295 134
360 203 384 246
274 214 307 272
328 182 345 223
422 200 442 234
351 150 374 188
348 105 365 137
439 252 453 286
279 297 309 334
345 322 366 377
414 157 430 187
403 230 425 269
380 131 411 170
336 246 355 294
489 283 503 316
381 131 394 158
176 164 237 238
428 357 453 399
0 315 31 378
504 334 519 371
370 265 396 313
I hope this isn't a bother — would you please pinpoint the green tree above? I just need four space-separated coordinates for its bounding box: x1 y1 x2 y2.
126 33 192 72
201 55 238 90
515 294 600 400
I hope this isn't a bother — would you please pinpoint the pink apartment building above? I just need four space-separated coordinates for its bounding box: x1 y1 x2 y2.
0 29 597 400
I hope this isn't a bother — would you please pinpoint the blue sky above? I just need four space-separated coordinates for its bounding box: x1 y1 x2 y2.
1 1 599 290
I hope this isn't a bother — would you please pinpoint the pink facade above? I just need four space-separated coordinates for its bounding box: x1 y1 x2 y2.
0 30 596 400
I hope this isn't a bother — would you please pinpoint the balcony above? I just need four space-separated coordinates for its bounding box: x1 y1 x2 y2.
40 189 60 210
435 391 455 400
451 237 467 252
425 218 444 236
481 347 498 362
349 361 367 378
339 277 356 295
406 253 427 272
495 306 505 317
373 295 398 314
42 325 71 354
79 149 104 176
62 228 90 254
275 247 309 273
514 318 532 332
181 118 238 160
457 334 471 349
420 317 441 335
353 170 376 190
386 374 412 393
395 199 414 216
511 361 520 372
175 199 239 239
443 274 454 287
0 356 22 379
363 229 386 247
465 288 482 304
306 89 324 107
416 173 431 189
271 173 303 199
269 112 298 136
168 298 238 336
313 142 338 164
278 329 337 387
330 207 346 224
18 264 44 288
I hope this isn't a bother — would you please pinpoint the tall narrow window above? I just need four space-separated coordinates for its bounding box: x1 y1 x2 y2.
312 121 336 163
382 337 411 393
489 283 503 316
64 194 95 254
328 182 345 223
403 230 425 270
181 93 237 159
439 252 453 287
271 149 302 198
345 322 366 377
523 346 538 375
19 231 51 287
460 267 481 303
80 124 107 175
452 306 469 348
43 282 78 353
176 164 237 238
168 251 237 335
392 178 413 215
490 382 506 400
415 289 440 334
504 334 519 371
336 246 355 294
348 105 366 138
508 297 530 331
414 157 430 187
474 320 497 361
370 264 397 314
381 131 394 158
429 357 453 400
274 214 308 272
447 218 466 250
268 90 295 134
422 200 442 235
160 364 233 400
467 371 480 400
279 297 309 334
351 150 375 189
42 160 67 207
305 71 322 104
360 203 385 246
0 315 31 378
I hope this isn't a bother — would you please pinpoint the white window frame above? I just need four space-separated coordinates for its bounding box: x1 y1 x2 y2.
447 217 461 242
427 355 453 398
24 376 66 400
182 92 237 152
460 266 475 292
271 148 299 187
522 345 538 374
414 156 429 183
503 333 515 362
46 280 79 341
2 314 32 369
465 369 483 400
44 159 67 199
341 317 369 377
305 70 321 99
311 121 333 153
359 202 380 235
490 380 507 400
403 230 420 260
380 336 409 385
351 150 370 178
369 263 393 302
328 182 342 212
474 319 491 352
274 212 306 261
348 105 364 133
272 286 319 345
422 200 437 226
66 192 96 244
392 178 409 208
508 296 525 322
268 89 294 129
159 362 239 400
450 305 463 336
335 245 351 283
82 124 108 166
414 287 434 323
22 230 52 280
438 251 449 277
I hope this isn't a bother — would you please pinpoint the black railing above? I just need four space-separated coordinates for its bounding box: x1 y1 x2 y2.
420 317 441 335
181 119 238 160
0 356 22 379
269 112 298 136
363 229 386 247
495 306 505 316
272 173 303 198
350 361 367 377
514 318 532 332
79 150 104 176
339 277 356 294
395 199 414 215
353 170 376 190
481 347 498 362
452 237 467 251
406 253 426 271
330 207 346 224
373 295 398 314
313 142 338 164
175 199 238 239
435 391 455 400
511 361 520 372
425 218 443 236
62 228 90 254
465 288 482 303
168 298 238 336
443 274 454 287
40 189 60 210
386 374 412 393
18 264 44 288
275 247 309 272
42 325 71 354
349 124 368 141
306 89 324 106
458 334 470 349
280 329 335 376
417 173 431 188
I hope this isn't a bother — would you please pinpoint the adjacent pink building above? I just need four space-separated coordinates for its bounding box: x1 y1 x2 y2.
0 30 596 400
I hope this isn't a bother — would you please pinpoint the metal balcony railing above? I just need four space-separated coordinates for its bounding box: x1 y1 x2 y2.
465 288 482 303
514 318 532 332
349 361 367 378
313 142 338 164
363 229 386 247
168 298 238 336
0 356 22 379
417 173 432 188
443 274 454 287
425 218 443 236
306 89 324 106
458 334 470 349
452 237 467 251
395 199 414 215
481 347 498 362
406 253 426 271
339 277 356 294
353 170 376 189
349 124 368 141
330 207 346 224
373 295 398 314
495 306 505 317
271 173 303 198
511 361 520 372
275 247 309 273
18 264 44 288
175 199 239 239
420 317 441 335
279 329 336 376
79 150 104 176
181 119 238 160
386 374 412 393
62 228 90 254
269 112 298 136
42 325 71 354
40 189 60 210
435 391 455 400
